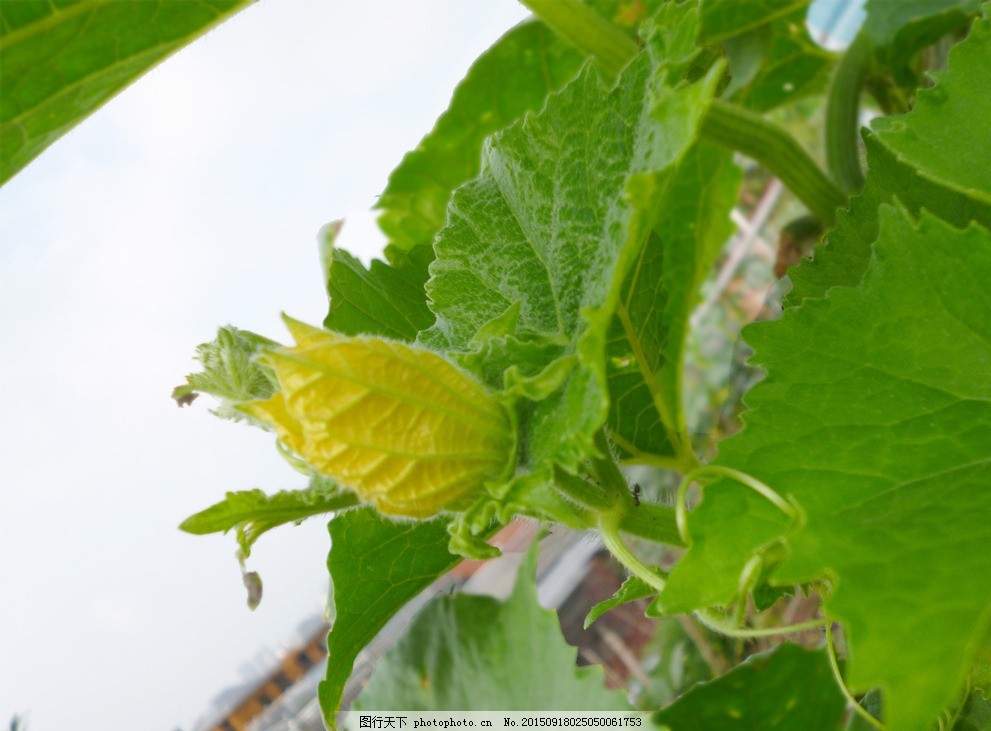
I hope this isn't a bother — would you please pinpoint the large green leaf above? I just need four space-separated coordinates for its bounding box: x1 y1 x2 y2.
654 644 845 730
0 0 251 185
606 140 739 464
319 509 463 726
660 205 991 731
377 19 586 259
422 6 724 474
788 12 991 303
353 542 631 711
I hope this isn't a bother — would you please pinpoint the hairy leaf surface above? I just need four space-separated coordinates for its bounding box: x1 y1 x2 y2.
424 7 724 473
179 476 357 557
0 0 251 184
172 325 278 421
661 207 991 731
654 644 845 730
353 543 630 711
377 20 586 258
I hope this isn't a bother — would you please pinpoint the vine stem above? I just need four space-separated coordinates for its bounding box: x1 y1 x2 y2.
676 465 800 545
827 623 887 731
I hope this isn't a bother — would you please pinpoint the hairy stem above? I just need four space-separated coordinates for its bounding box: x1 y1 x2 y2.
701 101 847 226
826 31 872 191
519 0 639 78
617 501 685 547
552 464 616 511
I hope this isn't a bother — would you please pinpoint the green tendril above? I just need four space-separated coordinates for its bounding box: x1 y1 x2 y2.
694 608 826 639
676 465 801 545
599 514 667 594
827 623 887 731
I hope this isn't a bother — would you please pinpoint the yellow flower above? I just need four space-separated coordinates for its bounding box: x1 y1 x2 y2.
241 318 514 518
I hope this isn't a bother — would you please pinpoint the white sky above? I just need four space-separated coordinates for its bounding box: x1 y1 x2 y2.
0 1 529 728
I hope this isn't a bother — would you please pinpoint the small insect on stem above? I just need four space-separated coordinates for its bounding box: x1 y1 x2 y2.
632 482 641 507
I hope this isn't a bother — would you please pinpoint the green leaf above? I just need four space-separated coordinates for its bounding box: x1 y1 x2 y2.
956 690 991 731
0 0 251 185
318 508 465 726
660 206 991 731
585 575 655 629
654 644 846 730
377 19 586 258
353 541 631 711
179 475 358 557
423 7 724 473
864 0 981 46
701 1 836 113
242 319 515 519
172 325 279 420
319 221 434 341
726 7 835 111
606 141 740 464
788 14 991 303
863 0 982 83
698 0 808 44
870 14 991 207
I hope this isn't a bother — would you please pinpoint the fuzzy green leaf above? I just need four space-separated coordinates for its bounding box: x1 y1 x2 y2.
377 19 586 258
179 475 357 557
319 508 463 727
660 206 991 731
172 326 278 419
423 7 724 474
654 644 845 730
353 542 631 711
0 0 251 185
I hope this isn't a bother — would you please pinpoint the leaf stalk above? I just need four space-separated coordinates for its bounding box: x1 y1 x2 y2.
826 31 872 191
518 0 639 78
700 101 847 226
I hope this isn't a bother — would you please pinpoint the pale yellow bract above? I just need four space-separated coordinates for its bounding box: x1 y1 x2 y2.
241 318 514 518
